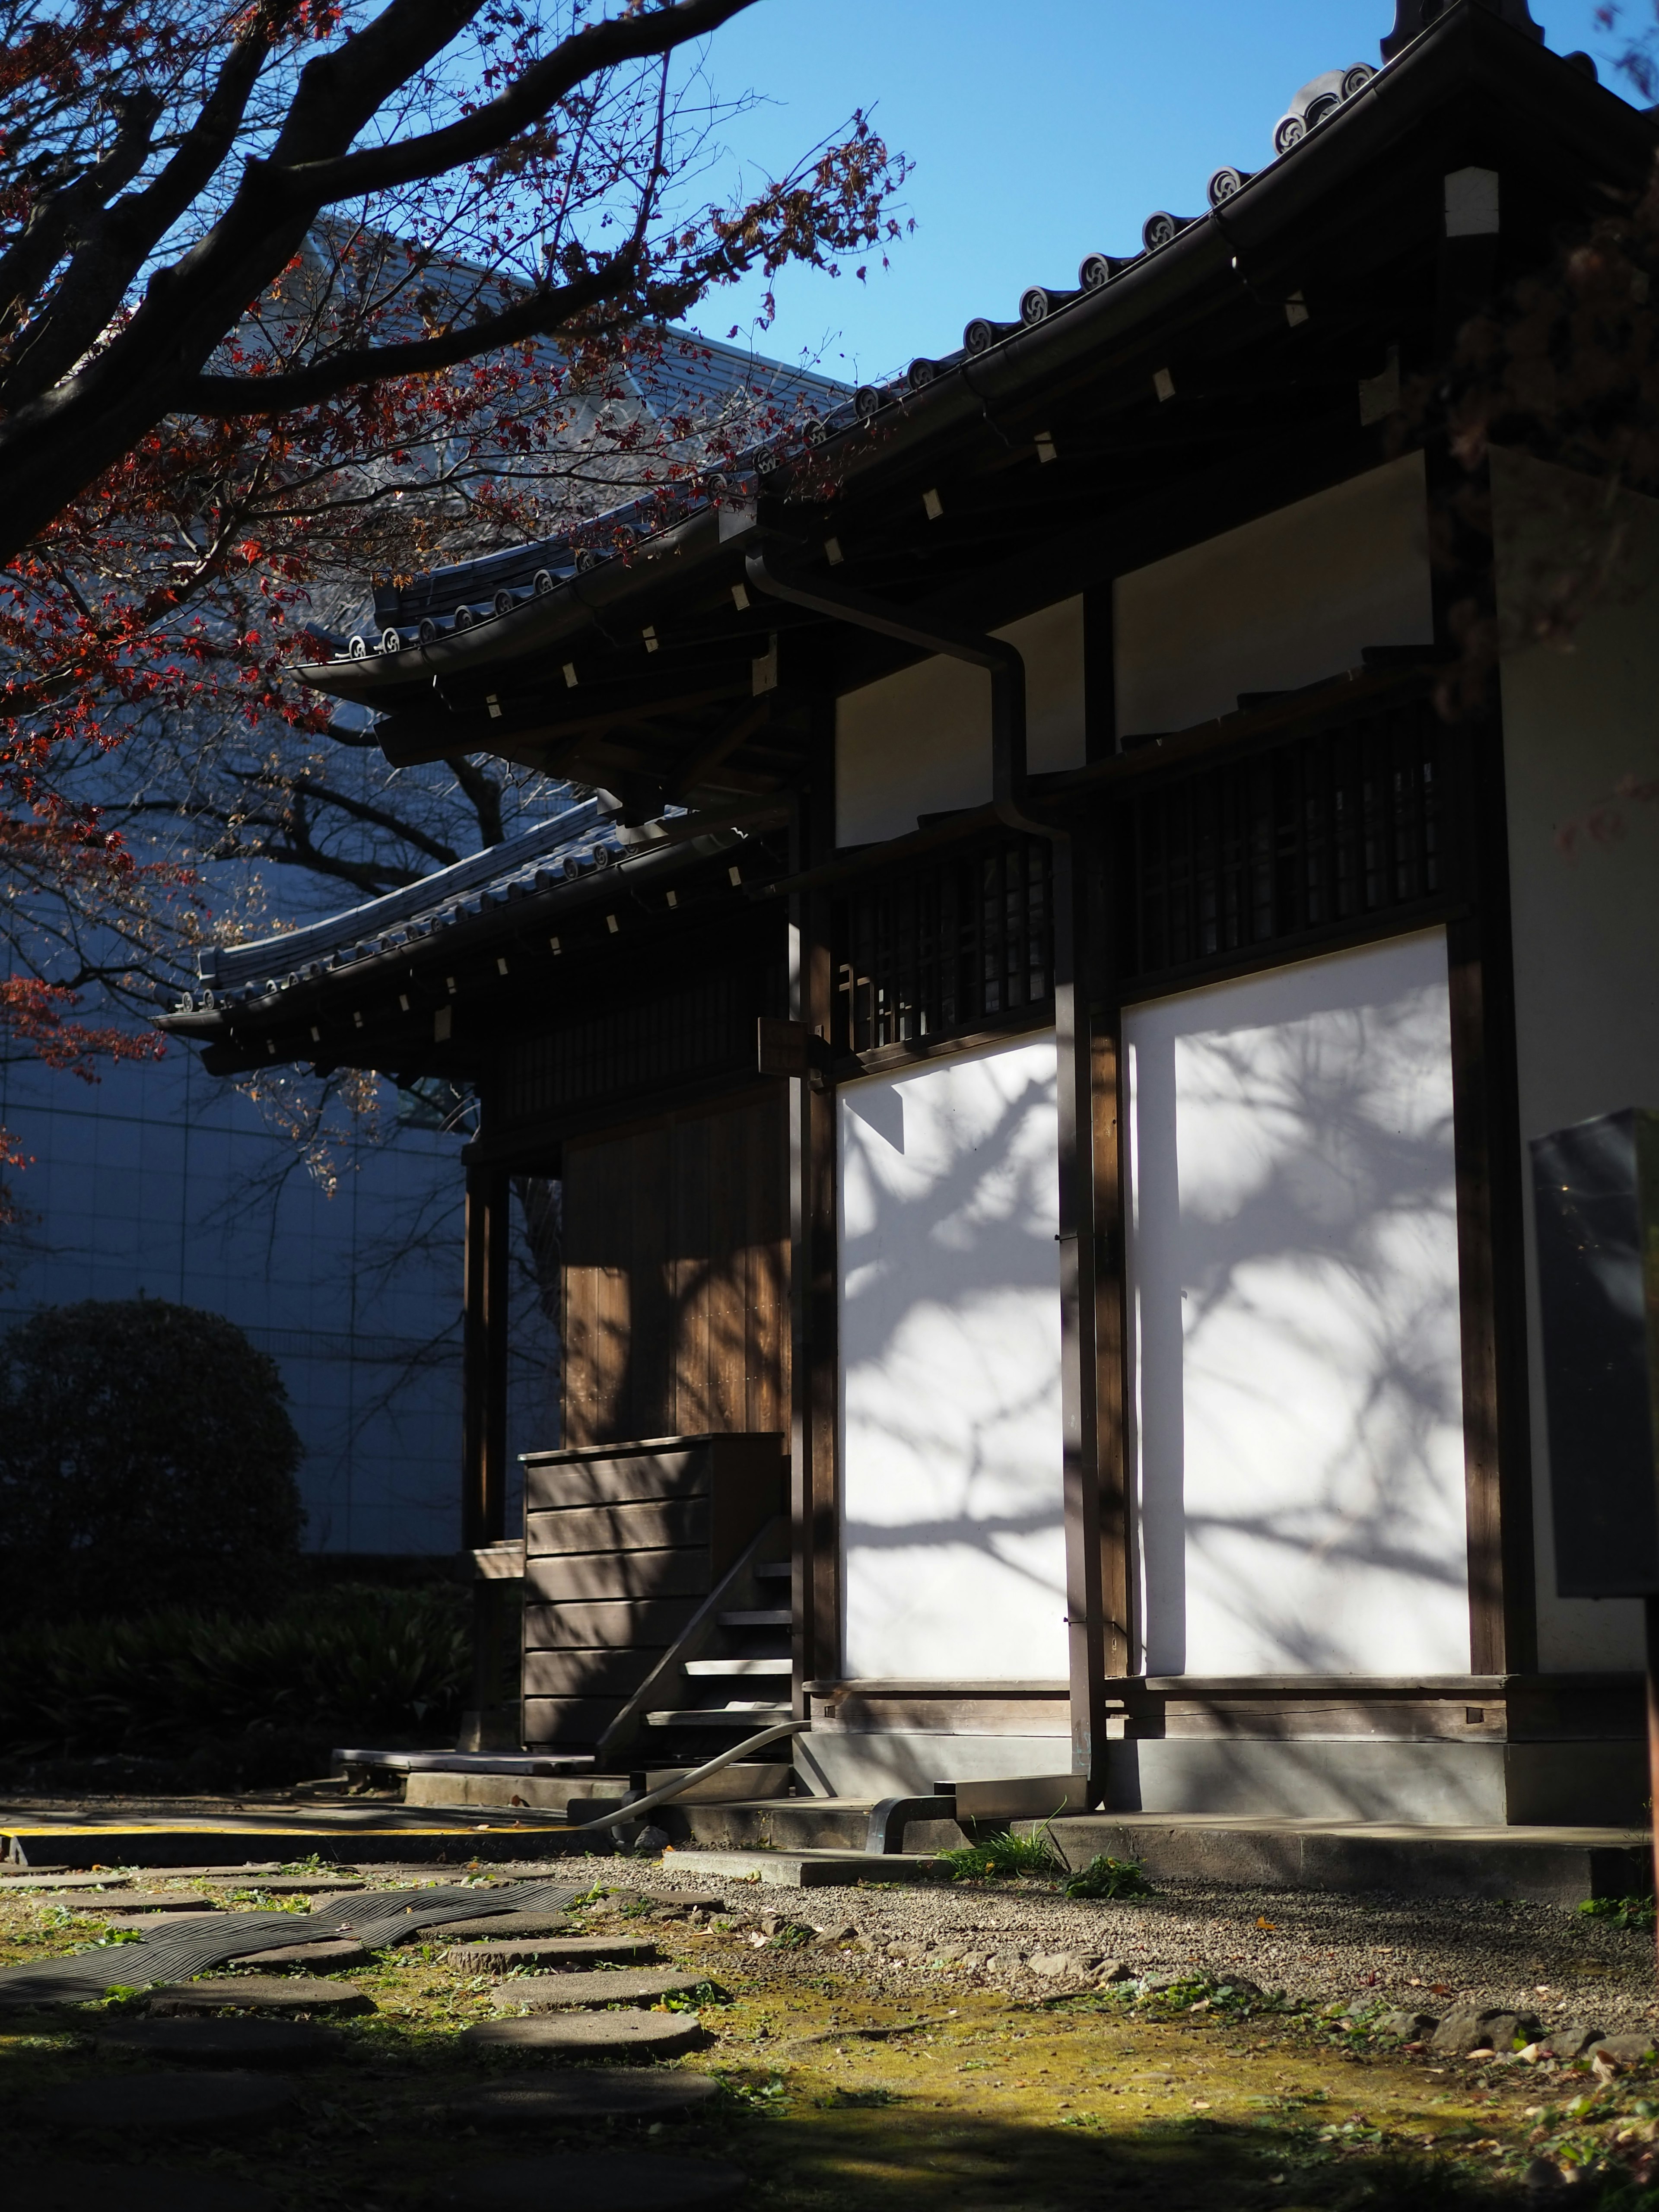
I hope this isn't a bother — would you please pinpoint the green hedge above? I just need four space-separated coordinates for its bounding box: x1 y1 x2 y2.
0 1584 470 1764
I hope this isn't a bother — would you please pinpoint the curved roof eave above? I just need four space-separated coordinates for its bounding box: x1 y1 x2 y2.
292 9 1653 713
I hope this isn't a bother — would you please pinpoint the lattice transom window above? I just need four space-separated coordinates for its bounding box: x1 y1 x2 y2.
1127 703 1447 979
838 835 1054 1054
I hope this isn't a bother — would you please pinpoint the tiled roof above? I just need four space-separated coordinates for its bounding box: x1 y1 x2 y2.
188 793 638 1006
365 326 847 632
327 54 1398 664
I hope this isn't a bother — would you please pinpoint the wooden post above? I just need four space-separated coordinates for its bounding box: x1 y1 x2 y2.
462 1158 513 1750
1055 836 1110 1798
790 690 839 1707
1430 437 1537 1676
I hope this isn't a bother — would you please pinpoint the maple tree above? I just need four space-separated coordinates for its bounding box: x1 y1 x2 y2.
0 0 907 1215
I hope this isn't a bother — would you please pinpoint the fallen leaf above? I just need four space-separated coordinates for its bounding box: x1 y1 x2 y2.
1256 1917 1276 1931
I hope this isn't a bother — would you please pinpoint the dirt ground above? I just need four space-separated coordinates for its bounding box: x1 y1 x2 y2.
3 1853 1659 2209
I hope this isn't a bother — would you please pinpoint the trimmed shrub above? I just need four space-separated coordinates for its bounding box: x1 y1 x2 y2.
0 1583 471 1773
0 1297 304 1619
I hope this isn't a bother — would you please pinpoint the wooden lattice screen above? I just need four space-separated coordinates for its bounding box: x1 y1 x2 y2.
1122 699 1449 980
836 833 1055 1054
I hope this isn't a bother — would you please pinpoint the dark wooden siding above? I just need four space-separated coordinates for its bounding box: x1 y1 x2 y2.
561 1087 789 1449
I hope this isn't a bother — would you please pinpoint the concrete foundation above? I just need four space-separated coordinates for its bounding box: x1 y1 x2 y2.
796 1732 1071 1799
1105 1738 1646 1827
795 1730 1645 1827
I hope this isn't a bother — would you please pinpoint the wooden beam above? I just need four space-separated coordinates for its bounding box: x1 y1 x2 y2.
791 695 840 1699
671 698 772 798
1093 1004 1133 1679
1055 837 1112 1796
462 1160 510 1552
1433 445 1536 1676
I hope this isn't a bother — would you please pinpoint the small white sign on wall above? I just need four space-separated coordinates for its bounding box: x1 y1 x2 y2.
838 1033 1068 1682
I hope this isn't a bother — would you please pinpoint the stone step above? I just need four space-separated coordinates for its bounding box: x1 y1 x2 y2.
447 1934 658 1971
460 2011 702 2058
662 1847 949 1888
645 1705 791 1727
681 1657 791 1678
405 1762 793 1814
490 1967 702 2010
1033 1814 1655 1907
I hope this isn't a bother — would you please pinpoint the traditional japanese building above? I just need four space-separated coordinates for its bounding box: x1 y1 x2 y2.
162 0 1659 1828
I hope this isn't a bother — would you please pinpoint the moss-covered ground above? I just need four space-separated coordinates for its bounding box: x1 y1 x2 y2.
3 1874 1657 2208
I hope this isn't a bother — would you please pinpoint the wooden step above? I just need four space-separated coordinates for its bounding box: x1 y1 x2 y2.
753 1562 791 1581
682 1657 791 1678
645 1706 791 1728
718 1609 790 1629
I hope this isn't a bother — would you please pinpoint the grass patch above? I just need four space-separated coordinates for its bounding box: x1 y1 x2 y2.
935 1823 1062 1882
1062 1853 1154 1901
1579 1895 1657 1931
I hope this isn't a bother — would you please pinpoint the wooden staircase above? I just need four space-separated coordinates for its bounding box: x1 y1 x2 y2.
520 1432 790 1763
633 1554 795 1760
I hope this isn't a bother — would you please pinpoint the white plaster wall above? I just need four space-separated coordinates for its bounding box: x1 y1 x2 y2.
835 597 1086 847
838 1034 1068 1680
1113 454 1435 738
1493 450 1659 1672
1125 931 1470 1676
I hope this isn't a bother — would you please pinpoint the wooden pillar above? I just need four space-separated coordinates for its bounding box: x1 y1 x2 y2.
1448 724 1536 1675
1430 440 1536 1675
1092 1002 1134 1681
790 691 839 1706
462 1158 514 1748
462 1160 510 1551
1055 836 1111 1796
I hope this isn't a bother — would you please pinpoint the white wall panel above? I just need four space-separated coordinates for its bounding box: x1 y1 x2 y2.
1494 450 1659 1670
1113 454 1434 738
839 1034 1067 1680
835 598 1086 847
1126 932 1469 1676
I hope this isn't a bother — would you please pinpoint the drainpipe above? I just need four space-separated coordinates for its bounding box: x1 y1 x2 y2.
743 549 1048 837
744 548 1112 1808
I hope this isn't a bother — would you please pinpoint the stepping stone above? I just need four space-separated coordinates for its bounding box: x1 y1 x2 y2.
149 1976 373 2016
416 1911 576 1942
449 2072 721 2124
5 2161 282 2210
448 1936 658 1971
431 2152 745 2209
37 2070 298 2136
214 1875 365 1895
227 1938 369 1970
0 1870 120 1889
54 1892 216 1913
642 1892 728 1911
491 1969 701 2012
116 1912 230 1932
461 2012 704 2059
97 2016 337 2066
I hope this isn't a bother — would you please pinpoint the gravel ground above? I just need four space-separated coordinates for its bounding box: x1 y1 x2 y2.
571 1853 1659 2039
5 1839 1655 2044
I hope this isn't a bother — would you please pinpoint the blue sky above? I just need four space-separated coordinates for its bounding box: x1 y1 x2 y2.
681 0 1632 383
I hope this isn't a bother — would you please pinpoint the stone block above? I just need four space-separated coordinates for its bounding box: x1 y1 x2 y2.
491 1967 701 2010
1429 2008 1540 2056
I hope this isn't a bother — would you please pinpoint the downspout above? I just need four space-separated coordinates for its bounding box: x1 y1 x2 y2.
743 550 1048 838
744 548 1112 1806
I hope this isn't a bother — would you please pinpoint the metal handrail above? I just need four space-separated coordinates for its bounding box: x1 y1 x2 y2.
575 1718 809 1831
